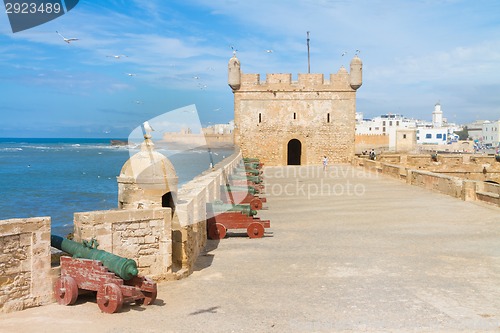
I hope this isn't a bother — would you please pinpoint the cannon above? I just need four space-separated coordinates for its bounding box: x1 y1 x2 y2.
51 235 138 280
243 157 260 163
225 184 260 195
234 166 261 176
51 235 157 313
211 202 257 216
207 203 270 240
244 162 261 169
229 174 263 184
221 185 267 210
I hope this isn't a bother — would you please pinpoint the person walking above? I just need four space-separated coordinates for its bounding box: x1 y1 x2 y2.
322 155 328 171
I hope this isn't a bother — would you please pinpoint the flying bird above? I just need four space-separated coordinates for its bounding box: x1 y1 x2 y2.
355 49 361 55
56 31 79 43
265 49 273 53
230 45 238 55
126 73 136 76
341 51 348 57
107 55 128 59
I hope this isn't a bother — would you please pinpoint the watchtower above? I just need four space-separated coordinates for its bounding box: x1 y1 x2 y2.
228 55 362 165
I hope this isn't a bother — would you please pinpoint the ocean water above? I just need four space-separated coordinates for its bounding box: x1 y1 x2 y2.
0 138 234 236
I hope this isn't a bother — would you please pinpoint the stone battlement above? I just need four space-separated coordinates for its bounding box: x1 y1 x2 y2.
239 71 352 91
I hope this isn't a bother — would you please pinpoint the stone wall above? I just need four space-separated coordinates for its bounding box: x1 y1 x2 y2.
353 156 500 207
172 149 243 277
73 208 172 280
355 134 389 154
0 217 52 313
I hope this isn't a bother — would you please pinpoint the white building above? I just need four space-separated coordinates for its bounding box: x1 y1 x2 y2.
416 127 452 145
482 120 500 147
355 113 417 135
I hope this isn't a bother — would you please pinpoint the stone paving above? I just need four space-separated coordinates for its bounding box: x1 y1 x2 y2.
1 165 500 332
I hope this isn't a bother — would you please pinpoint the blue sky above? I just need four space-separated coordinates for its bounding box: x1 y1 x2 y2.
0 0 499 138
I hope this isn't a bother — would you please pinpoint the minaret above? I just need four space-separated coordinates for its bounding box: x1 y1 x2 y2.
228 53 241 91
432 102 443 128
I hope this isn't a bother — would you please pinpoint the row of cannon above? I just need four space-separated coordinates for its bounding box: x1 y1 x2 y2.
207 157 270 239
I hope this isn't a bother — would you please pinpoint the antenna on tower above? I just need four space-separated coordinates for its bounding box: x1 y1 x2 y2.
307 31 311 73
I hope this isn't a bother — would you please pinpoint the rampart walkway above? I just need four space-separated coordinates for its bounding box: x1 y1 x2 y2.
1 165 500 332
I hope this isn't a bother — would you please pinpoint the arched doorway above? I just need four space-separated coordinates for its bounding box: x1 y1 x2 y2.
162 192 176 216
287 139 302 165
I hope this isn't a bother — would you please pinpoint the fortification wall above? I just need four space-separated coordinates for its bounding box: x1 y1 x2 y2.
355 134 389 154
0 217 53 313
172 149 243 277
353 156 500 207
73 208 172 280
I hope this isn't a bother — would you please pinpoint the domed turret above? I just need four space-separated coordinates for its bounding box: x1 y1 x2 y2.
228 55 241 91
117 134 178 210
349 55 362 90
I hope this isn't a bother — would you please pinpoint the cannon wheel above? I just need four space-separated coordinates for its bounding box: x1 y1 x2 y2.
135 289 157 306
247 222 265 238
97 283 123 314
54 276 78 306
208 222 226 240
249 198 263 210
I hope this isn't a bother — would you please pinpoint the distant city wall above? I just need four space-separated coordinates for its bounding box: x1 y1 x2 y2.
353 156 500 207
0 217 53 313
355 134 389 154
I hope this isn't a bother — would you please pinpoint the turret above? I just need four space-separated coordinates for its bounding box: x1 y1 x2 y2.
228 55 241 91
349 55 362 90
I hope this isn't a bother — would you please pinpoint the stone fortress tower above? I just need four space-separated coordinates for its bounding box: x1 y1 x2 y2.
228 53 362 166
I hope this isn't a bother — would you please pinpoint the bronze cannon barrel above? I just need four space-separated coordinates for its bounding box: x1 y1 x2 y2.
51 235 139 280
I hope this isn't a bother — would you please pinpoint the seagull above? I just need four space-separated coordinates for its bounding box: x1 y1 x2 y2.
213 107 222 112
230 45 238 55
341 51 348 57
265 49 273 53
56 31 78 43
142 121 155 135
126 73 136 76
107 55 127 59
133 100 143 104
355 49 361 55
193 76 200 79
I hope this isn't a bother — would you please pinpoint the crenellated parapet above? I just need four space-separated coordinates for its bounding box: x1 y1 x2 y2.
229 56 362 93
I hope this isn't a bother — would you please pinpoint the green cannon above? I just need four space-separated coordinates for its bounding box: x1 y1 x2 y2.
230 174 262 184
211 202 257 216
51 235 139 280
225 185 260 195
234 167 261 176
244 162 260 169
243 157 260 163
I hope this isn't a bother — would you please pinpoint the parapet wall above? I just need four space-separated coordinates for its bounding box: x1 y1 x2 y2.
239 72 352 91
353 156 500 207
172 149 243 277
73 208 172 280
0 217 53 313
